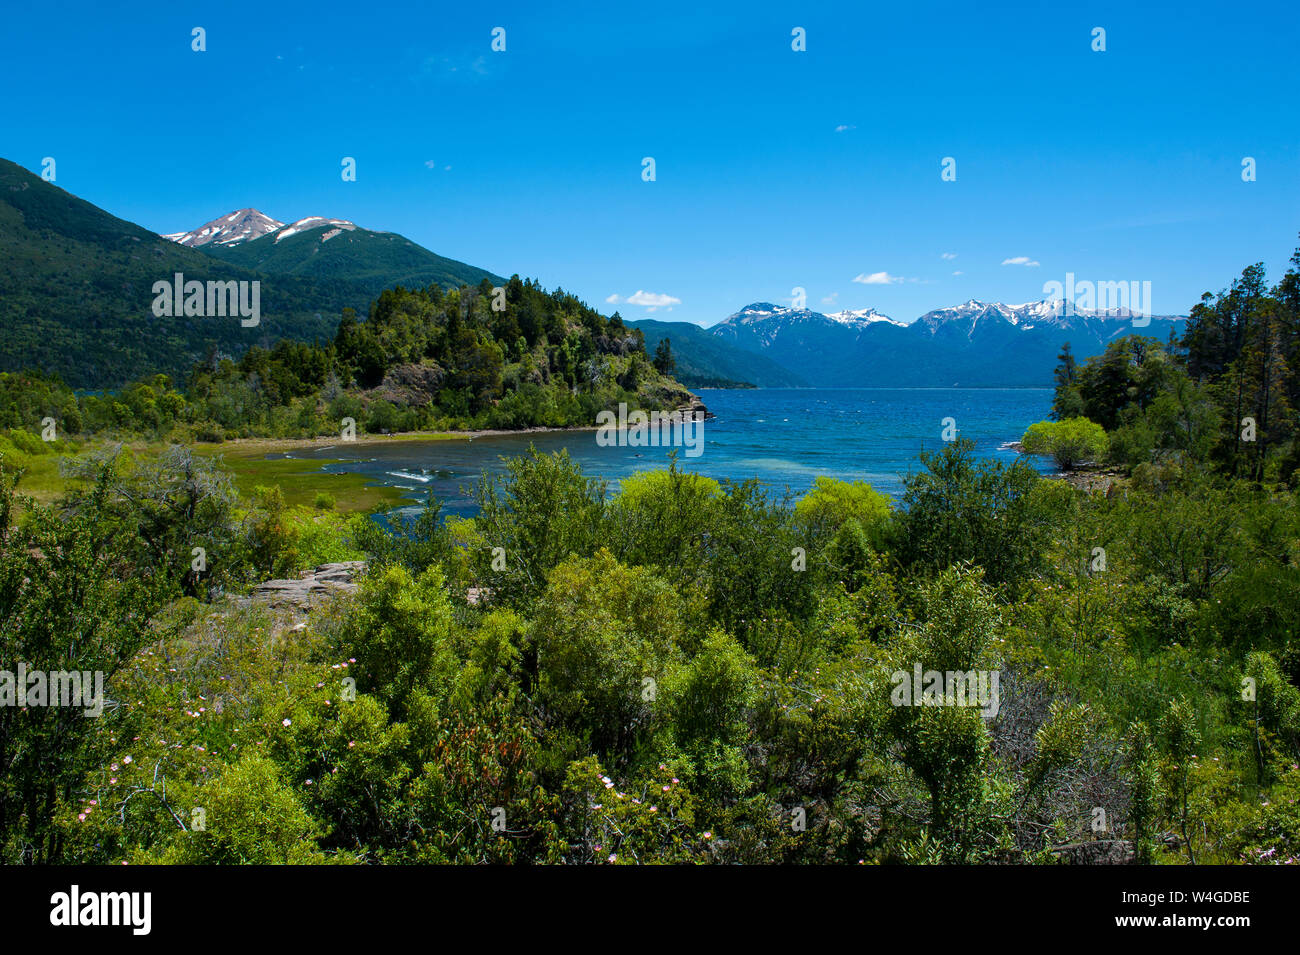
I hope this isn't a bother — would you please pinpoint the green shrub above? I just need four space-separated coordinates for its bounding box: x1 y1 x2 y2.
534 549 683 755
794 476 892 546
151 756 330 864
1021 417 1109 469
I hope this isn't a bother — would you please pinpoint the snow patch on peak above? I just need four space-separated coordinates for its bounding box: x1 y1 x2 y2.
723 302 905 330
729 303 801 323
161 208 286 248
825 307 904 328
273 217 357 243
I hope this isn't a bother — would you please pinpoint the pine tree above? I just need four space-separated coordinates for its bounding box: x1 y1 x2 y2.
653 338 675 376
1050 342 1083 419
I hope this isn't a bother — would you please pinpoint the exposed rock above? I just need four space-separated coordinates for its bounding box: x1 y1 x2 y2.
1050 839 1135 865
678 395 714 420
249 561 367 612
466 586 494 606
1062 467 1125 495
374 362 445 406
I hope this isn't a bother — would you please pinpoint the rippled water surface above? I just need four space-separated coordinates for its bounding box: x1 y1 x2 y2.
274 388 1054 519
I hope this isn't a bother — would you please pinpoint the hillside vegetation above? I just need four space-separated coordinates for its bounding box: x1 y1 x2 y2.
203 223 502 301
1 276 692 442
0 159 499 389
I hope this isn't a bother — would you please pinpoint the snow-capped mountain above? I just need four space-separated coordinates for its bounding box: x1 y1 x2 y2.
161 210 363 249
162 208 285 247
712 302 912 384
181 210 501 297
913 299 1171 336
273 217 357 244
825 306 906 328
701 299 1188 387
721 302 905 330
716 303 861 347
723 303 827 326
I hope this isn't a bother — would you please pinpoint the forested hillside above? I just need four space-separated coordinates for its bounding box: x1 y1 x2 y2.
0 160 511 390
0 159 351 388
0 275 692 441
202 221 502 302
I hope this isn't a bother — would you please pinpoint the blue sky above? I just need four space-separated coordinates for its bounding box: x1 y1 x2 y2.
3 0 1297 326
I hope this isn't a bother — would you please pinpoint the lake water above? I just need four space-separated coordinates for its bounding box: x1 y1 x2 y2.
277 388 1054 519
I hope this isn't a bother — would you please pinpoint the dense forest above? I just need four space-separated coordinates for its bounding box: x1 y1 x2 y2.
0 275 692 450
2 245 1300 865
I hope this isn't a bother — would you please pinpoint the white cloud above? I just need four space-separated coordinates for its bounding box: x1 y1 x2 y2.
624 290 682 307
835 124 856 133
425 160 437 169
605 294 622 304
1001 256 1040 267
821 292 839 306
941 252 957 261
952 270 964 276
853 271 903 285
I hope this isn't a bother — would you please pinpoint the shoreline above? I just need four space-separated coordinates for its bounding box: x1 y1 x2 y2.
199 423 603 456
200 393 712 456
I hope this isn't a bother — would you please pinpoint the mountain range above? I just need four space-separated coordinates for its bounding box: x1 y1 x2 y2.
633 299 1188 388
1 155 1186 391
0 158 500 387
172 208 501 300
629 318 807 388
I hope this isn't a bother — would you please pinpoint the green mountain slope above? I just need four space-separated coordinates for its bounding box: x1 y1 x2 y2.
0 158 354 388
202 222 503 299
628 318 807 387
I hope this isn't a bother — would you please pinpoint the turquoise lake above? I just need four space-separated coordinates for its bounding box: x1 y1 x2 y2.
274 388 1055 519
